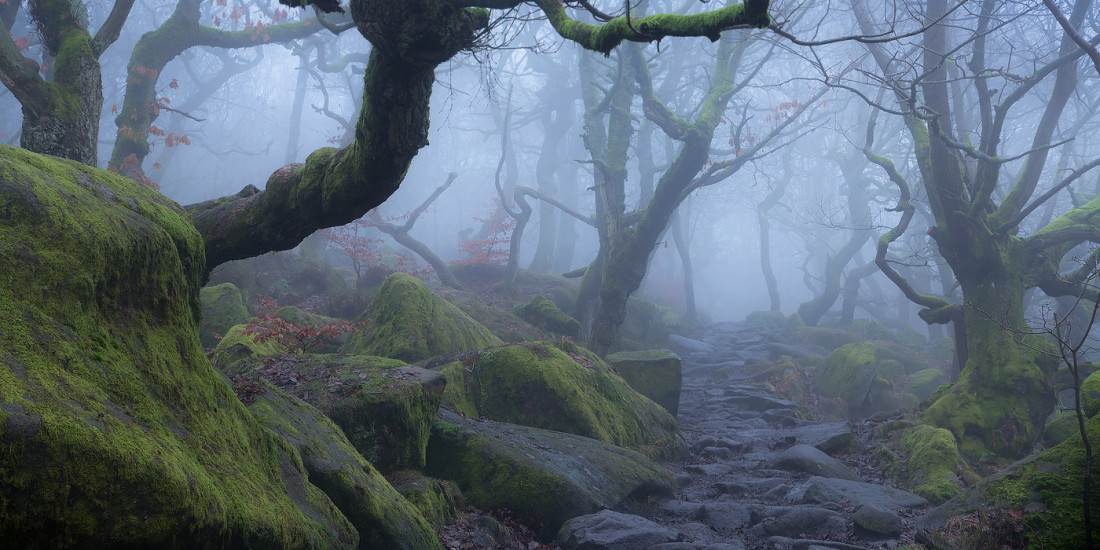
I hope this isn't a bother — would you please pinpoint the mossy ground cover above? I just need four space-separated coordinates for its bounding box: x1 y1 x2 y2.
0 144 355 548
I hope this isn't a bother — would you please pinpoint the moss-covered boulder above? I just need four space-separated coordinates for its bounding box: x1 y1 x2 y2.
605 349 682 416
908 368 948 401
1082 370 1100 417
426 409 674 538
515 294 582 338
1042 411 1079 447
0 145 355 547
918 415 1100 549
248 382 442 549
210 322 286 368
199 282 250 348
341 273 503 361
223 354 444 473
900 425 962 504
437 340 681 459
388 471 465 530
273 305 355 353
816 342 878 403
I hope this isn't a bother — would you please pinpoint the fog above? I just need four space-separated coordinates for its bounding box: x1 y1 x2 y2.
2 0 1098 333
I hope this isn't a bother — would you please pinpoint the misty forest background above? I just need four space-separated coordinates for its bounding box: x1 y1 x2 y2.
5 0 1100 547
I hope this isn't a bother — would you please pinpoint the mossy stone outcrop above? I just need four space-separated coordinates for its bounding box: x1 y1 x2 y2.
341 272 503 361
515 294 582 338
605 349 682 416
426 409 674 538
814 341 923 420
918 415 1100 548
198 282 250 348
223 353 444 473
0 145 355 547
248 382 443 549
437 340 681 459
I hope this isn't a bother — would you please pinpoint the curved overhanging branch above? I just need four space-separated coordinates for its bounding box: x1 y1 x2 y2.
188 43 463 276
863 110 955 319
536 0 771 55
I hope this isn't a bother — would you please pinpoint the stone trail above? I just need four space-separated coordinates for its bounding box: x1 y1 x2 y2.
559 322 929 550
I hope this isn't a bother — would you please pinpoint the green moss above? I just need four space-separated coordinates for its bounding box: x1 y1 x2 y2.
0 144 355 547
814 342 878 405
605 349 682 416
1082 370 1100 417
198 282 250 348
248 383 442 549
443 341 681 459
1042 411 1079 447
342 273 502 361
437 361 479 418
209 322 286 370
515 294 582 338
908 368 948 402
900 425 961 503
226 354 441 473
388 471 465 530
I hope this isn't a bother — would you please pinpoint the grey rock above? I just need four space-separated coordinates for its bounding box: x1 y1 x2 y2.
790 422 857 454
853 503 902 538
773 444 861 481
699 502 756 531
800 476 927 510
749 506 847 538
558 510 686 550
669 335 715 354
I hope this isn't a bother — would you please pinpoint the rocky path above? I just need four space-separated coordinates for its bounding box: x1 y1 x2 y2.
558 322 930 550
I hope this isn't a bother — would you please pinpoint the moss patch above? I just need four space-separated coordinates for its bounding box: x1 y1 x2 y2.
900 425 962 504
815 342 877 406
919 414 1100 549
1082 370 1100 417
388 471 465 530
908 368 948 402
223 353 443 472
437 340 682 460
515 294 581 338
342 273 503 362
0 144 355 547
249 382 443 549
605 349 682 416
198 282 250 348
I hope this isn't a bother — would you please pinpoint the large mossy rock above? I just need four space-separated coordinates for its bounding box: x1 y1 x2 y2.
605 349 682 416
814 342 920 420
221 353 444 473
425 409 674 538
198 282 250 348
341 272 503 361
917 415 1100 548
437 340 682 459
0 145 355 547
515 294 582 338
248 382 442 549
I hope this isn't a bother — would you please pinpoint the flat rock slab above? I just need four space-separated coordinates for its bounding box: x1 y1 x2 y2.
748 506 847 539
800 476 927 510
426 409 673 538
557 510 686 549
789 422 857 454
773 444 861 481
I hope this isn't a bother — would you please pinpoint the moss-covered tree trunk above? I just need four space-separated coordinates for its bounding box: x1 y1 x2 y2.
0 0 135 166
856 0 1098 458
